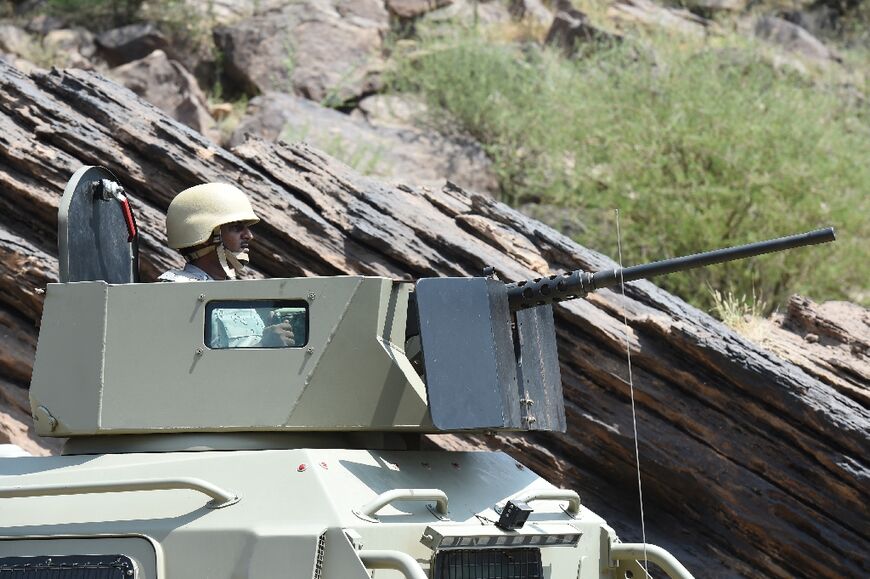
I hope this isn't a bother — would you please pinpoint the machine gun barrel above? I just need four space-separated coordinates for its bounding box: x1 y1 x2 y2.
506 227 835 311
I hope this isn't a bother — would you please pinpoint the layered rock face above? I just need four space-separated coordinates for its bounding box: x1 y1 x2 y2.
0 62 866 577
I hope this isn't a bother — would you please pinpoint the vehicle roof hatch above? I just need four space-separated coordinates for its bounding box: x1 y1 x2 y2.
58 165 139 283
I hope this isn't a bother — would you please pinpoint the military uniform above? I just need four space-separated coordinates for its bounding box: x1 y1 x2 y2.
157 263 213 282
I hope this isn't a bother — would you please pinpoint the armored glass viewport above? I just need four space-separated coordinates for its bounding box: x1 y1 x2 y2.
205 300 308 349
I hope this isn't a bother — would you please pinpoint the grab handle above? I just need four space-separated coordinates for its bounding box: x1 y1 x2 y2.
354 488 448 522
0 477 239 509
515 489 581 515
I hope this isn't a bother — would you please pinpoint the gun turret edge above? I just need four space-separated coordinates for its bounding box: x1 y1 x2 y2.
506 227 836 311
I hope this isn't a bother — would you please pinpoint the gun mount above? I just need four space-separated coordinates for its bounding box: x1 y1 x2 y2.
412 228 835 431
28 167 837 442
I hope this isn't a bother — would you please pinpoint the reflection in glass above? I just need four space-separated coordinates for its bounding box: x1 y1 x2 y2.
205 300 308 349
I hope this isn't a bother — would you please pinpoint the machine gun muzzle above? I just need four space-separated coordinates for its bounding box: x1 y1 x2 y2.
506 227 836 311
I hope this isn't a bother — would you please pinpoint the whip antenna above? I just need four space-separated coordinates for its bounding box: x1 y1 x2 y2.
616 210 650 577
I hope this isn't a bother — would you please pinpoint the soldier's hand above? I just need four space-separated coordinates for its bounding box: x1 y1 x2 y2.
261 321 295 346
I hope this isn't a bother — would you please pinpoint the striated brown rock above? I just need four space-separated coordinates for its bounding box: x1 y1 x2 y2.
759 296 868 407
0 61 866 577
0 377 63 455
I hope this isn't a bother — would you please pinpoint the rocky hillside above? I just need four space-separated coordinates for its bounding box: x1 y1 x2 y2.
0 61 867 577
0 0 867 577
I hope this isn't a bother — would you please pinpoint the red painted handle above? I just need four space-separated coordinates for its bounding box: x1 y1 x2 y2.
119 197 137 242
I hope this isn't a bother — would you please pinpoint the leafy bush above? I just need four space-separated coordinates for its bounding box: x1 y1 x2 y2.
392 34 869 312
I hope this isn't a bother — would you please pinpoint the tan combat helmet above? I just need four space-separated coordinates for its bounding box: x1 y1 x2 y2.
166 182 259 278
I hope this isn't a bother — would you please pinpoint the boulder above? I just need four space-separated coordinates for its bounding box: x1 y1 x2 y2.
213 0 386 104
386 0 455 20
42 27 97 70
351 93 428 129
0 23 32 58
335 0 391 27
608 0 710 37
753 15 840 63
545 7 622 56
291 16 385 104
678 0 747 15
110 50 217 140
0 25 39 73
229 92 498 193
421 0 513 30
508 0 554 28
24 13 67 35
96 22 169 67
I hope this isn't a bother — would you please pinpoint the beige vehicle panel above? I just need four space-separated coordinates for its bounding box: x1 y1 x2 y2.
0 449 619 578
30 277 430 436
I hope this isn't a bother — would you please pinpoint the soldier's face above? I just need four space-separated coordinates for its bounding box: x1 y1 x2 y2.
221 222 254 255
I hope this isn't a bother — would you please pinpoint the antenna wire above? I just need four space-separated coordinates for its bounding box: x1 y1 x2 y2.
616 209 650 577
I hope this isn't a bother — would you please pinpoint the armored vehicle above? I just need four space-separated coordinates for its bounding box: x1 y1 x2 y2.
0 167 835 578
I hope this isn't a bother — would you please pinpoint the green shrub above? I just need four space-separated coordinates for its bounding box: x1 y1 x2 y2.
391 34 869 312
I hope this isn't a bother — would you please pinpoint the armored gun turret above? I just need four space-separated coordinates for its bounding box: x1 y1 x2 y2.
0 167 835 579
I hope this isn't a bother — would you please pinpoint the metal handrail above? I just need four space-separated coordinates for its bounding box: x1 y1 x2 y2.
354 488 448 521
516 489 581 515
0 477 239 509
610 543 695 579
358 550 428 579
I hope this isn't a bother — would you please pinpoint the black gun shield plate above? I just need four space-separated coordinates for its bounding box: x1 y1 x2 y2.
516 305 566 432
416 277 521 430
59 166 137 283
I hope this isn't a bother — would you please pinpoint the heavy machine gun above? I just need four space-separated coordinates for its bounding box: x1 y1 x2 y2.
505 228 835 310
413 228 835 431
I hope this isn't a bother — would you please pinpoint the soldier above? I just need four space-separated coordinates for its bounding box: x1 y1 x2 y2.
159 183 295 348
158 183 258 282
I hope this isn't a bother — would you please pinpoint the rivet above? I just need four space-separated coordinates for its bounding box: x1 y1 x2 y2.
308 292 316 302
451 462 461 469
198 293 205 302
515 462 525 470
195 347 204 356
421 461 431 470
307 346 314 354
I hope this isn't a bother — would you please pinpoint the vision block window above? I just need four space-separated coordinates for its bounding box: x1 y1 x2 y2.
206 300 308 349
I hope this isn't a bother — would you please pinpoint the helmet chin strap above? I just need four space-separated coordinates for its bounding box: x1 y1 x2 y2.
184 228 249 280
216 244 248 280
